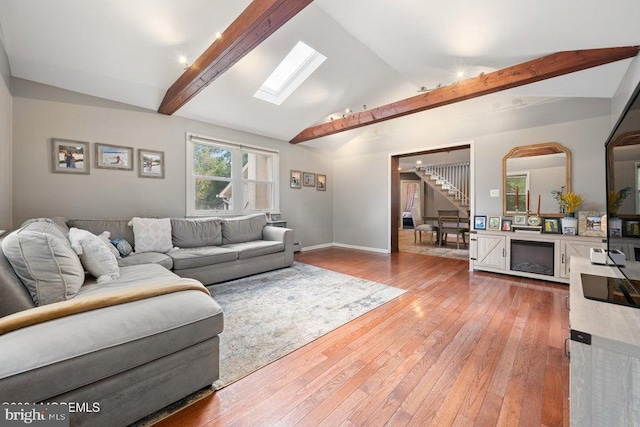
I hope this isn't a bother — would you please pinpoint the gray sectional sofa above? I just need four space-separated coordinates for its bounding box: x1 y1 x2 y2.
0 213 294 426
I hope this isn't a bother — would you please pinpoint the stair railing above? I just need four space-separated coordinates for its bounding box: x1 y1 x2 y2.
417 162 470 206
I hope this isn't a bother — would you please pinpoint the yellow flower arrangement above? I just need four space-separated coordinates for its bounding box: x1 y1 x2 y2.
608 187 632 214
551 189 583 214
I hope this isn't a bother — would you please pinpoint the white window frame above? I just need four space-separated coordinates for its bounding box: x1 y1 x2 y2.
186 133 279 216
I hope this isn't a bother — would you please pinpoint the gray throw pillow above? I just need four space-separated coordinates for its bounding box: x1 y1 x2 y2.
221 213 267 244
1 221 85 306
171 218 223 248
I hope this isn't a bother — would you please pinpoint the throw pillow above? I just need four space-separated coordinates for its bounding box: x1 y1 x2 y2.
128 217 173 253
98 231 121 258
111 238 133 257
68 228 120 284
1 221 85 306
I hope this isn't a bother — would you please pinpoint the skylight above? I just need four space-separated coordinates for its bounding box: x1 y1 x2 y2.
254 41 326 105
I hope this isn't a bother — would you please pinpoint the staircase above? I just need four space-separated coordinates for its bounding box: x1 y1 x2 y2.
415 162 470 217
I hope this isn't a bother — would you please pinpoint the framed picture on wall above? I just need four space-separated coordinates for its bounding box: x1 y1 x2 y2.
290 170 301 189
317 174 326 191
474 215 487 230
138 149 164 179
51 138 90 174
303 172 316 187
95 143 134 170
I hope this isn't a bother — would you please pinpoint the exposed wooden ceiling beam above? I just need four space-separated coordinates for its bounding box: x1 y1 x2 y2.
290 46 640 144
158 0 313 115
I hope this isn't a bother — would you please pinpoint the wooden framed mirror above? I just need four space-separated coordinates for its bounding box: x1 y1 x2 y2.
502 142 571 217
607 130 640 218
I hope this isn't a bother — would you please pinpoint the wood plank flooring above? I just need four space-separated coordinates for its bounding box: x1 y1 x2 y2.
157 248 569 427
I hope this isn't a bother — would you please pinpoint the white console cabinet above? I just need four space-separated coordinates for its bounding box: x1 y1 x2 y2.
569 258 640 426
470 230 605 284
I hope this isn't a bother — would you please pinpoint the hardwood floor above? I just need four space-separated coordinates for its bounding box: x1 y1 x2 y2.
157 248 569 427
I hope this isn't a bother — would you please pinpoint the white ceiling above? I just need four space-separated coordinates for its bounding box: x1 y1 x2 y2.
0 0 639 147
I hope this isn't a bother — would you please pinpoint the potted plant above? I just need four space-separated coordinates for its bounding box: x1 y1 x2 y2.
551 188 584 234
608 186 632 237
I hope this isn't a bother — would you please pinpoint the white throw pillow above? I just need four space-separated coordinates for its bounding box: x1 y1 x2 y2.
98 231 121 258
68 228 120 284
128 217 173 253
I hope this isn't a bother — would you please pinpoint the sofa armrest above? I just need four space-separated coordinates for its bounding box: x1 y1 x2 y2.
263 226 294 266
263 226 293 245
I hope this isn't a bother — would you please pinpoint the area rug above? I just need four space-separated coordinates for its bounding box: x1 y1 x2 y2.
398 229 469 260
210 262 406 389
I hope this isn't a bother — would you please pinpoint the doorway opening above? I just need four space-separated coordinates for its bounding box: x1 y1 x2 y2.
391 144 472 257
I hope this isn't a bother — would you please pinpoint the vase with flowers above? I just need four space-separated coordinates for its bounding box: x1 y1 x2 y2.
608 186 632 237
551 188 584 234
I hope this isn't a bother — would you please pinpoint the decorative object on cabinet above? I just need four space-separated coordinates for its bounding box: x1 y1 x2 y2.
502 142 571 217
624 220 640 237
51 138 90 174
501 219 512 231
487 216 501 230
513 214 527 226
303 172 316 187
317 174 326 191
290 170 301 189
578 211 606 237
138 149 164 179
543 218 561 234
474 215 487 230
95 143 134 171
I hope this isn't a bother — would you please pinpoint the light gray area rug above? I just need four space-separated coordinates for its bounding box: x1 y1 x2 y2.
209 262 406 389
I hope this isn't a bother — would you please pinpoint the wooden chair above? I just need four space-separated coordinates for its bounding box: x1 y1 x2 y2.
438 209 469 249
410 206 437 244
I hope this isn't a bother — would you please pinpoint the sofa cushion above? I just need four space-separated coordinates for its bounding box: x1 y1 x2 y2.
168 247 238 270
1 222 85 306
221 240 285 260
68 218 134 244
221 213 267 244
129 217 173 253
67 228 120 284
171 218 222 248
21 217 70 236
117 252 173 269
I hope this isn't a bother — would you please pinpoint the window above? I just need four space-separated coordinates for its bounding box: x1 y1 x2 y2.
505 172 529 213
187 134 279 216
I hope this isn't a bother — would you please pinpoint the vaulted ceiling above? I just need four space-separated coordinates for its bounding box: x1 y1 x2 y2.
1 0 639 149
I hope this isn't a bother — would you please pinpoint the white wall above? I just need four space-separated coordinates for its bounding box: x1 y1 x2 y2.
332 96 612 252
11 78 333 248
0 33 11 231
612 56 640 125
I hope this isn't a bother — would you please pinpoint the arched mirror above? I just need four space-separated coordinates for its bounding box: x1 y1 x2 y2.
503 142 571 217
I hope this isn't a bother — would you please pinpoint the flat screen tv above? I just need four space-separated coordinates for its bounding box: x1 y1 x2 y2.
604 75 640 306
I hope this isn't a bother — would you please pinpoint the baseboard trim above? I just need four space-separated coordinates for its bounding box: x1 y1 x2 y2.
300 243 390 254
332 243 390 254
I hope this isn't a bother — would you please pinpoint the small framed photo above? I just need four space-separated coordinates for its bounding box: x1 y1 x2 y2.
501 219 512 231
290 170 301 189
95 143 133 170
317 174 326 191
564 227 577 236
51 138 90 174
513 214 527 226
578 211 606 237
138 149 164 179
474 215 487 230
487 216 501 230
543 218 561 234
303 172 316 187
624 220 640 237
270 213 281 221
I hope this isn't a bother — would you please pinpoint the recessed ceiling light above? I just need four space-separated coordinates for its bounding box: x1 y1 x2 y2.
178 55 187 65
416 160 422 165
216 32 222 39
457 70 464 78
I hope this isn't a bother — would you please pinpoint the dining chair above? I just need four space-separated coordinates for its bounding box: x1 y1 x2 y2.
438 209 469 249
410 206 437 244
